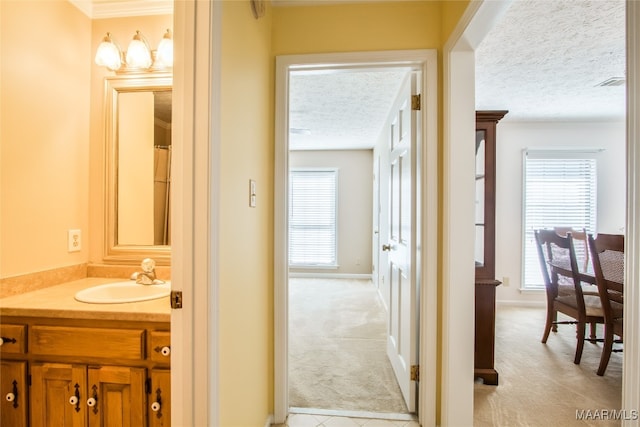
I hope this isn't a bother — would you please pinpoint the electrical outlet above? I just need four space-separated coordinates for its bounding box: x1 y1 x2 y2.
68 229 81 252
502 276 510 287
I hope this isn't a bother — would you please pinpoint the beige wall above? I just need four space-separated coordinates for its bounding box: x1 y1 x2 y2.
218 2 274 425
0 3 172 278
289 150 374 276
495 120 627 304
0 1 91 278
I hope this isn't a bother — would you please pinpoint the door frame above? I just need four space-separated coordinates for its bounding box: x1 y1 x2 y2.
274 49 438 425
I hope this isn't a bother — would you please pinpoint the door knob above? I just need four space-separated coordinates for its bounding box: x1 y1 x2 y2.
382 244 392 251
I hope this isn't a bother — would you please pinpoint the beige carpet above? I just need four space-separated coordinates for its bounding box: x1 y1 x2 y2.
289 278 409 414
475 305 623 427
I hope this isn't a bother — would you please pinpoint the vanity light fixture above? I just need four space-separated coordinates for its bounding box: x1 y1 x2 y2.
94 29 173 73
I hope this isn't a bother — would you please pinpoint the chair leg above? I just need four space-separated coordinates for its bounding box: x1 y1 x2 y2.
551 308 558 333
574 322 586 364
597 326 614 376
542 306 555 343
589 322 597 341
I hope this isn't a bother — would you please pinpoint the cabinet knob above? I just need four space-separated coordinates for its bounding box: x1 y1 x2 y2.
0 336 17 346
6 392 15 402
151 401 161 412
87 397 97 407
161 346 171 356
68 395 78 405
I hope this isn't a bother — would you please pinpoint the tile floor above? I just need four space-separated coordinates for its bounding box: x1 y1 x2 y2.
273 412 420 427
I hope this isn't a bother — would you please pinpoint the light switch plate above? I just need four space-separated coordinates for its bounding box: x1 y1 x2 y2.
249 179 257 208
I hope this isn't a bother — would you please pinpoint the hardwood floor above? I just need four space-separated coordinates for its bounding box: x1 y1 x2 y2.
475 305 623 427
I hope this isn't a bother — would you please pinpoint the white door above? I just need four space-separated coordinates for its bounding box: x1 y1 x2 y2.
384 72 419 412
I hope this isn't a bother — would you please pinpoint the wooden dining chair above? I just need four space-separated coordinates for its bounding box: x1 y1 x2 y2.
554 226 590 272
588 233 624 376
535 229 604 364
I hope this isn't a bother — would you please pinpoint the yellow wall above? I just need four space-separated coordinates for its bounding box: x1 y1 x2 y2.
270 1 469 424
273 1 442 54
0 1 91 278
218 1 274 425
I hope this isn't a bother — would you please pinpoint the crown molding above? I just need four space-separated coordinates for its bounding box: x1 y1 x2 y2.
69 0 173 19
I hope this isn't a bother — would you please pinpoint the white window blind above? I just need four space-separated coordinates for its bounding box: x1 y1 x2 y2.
522 150 598 289
289 169 338 267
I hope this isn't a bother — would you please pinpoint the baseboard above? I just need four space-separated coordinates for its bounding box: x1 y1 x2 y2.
264 414 274 427
497 299 545 308
289 272 372 280
290 407 417 421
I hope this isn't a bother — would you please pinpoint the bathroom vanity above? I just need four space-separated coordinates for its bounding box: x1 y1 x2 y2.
0 278 171 427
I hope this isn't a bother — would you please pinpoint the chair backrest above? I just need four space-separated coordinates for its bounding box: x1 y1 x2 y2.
534 229 583 300
554 227 589 272
588 233 624 322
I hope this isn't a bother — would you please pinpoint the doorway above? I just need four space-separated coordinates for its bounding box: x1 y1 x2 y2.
273 50 439 425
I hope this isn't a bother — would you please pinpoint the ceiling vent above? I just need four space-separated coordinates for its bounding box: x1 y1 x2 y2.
596 77 626 87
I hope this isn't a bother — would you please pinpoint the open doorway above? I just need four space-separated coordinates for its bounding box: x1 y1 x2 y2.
286 67 416 417
273 50 438 425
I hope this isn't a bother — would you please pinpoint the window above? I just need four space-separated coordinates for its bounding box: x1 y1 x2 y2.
289 169 338 267
522 150 598 289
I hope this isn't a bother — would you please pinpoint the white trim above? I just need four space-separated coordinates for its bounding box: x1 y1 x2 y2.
264 414 274 427
442 1 512 426
68 0 173 19
171 1 221 425
624 1 640 424
290 407 417 421
289 273 373 280
274 50 438 426
496 300 546 308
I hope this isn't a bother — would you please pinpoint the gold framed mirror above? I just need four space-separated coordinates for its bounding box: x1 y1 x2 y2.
104 73 172 265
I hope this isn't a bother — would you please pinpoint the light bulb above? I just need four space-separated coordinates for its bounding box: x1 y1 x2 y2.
154 29 173 68
126 31 152 69
94 33 121 71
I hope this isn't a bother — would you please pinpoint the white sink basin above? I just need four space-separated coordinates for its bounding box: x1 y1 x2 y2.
74 281 171 304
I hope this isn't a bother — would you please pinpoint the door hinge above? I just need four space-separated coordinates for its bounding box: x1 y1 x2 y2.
170 290 183 309
411 94 421 111
411 365 420 382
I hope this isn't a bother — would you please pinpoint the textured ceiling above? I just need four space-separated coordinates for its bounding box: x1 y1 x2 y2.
475 0 625 122
289 69 410 150
291 0 626 150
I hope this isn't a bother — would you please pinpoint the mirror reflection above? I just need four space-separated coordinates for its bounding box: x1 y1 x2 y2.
117 90 172 246
104 74 172 264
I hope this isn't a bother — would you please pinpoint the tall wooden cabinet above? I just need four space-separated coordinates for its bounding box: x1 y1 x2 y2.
474 110 507 385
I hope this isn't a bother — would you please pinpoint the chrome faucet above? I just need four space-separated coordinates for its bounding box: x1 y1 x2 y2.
131 258 163 285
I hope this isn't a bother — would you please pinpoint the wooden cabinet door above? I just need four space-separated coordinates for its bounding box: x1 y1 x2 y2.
30 363 87 427
87 366 146 427
1 360 28 427
149 370 170 427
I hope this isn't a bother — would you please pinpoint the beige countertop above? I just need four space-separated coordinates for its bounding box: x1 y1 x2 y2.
0 277 170 322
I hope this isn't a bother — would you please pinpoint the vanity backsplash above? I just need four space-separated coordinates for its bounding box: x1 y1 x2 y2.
0 263 171 299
